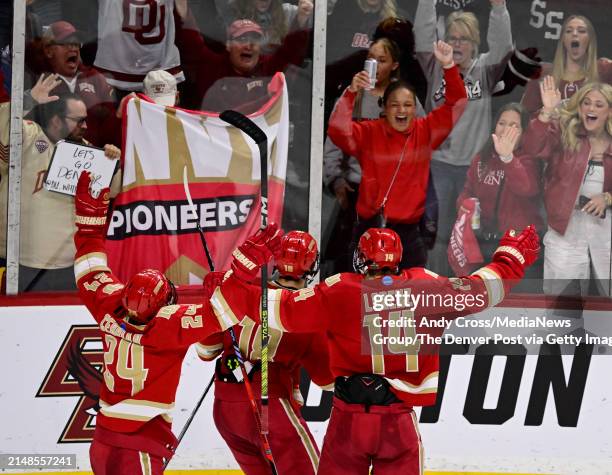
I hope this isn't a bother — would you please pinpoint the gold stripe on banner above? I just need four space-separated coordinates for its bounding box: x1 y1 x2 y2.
225 124 254 183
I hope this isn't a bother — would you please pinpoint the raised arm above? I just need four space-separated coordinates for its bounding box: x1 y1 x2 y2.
482 0 513 72
174 2 225 78
420 225 540 322
73 171 124 323
414 0 437 80
491 126 542 197
424 42 468 149
262 27 311 74
521 75 563 158
327 72 372 159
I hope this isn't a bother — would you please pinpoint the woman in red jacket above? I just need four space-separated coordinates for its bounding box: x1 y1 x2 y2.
327 39 466 269
523 76 612 297
457 102 544 285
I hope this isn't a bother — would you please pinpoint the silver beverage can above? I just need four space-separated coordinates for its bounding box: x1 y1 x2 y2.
364 59 377 89
471 198 481 230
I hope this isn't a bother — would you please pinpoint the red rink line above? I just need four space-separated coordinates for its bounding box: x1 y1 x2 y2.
0 288 610 311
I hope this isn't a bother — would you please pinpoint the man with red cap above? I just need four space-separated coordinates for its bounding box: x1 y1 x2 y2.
24 20 119 147
174 1 311 111
199 231 333 475
213 225 540 474
72 171 281 474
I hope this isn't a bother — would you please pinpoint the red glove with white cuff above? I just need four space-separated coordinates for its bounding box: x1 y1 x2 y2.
493 225 540 272
203 271 226 299
75 171 110 237
231 223 282 282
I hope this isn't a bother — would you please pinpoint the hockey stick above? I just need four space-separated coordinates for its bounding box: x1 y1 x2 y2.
183 167 214 271
162 372 215 470
219 110 271 435
182 165 278 475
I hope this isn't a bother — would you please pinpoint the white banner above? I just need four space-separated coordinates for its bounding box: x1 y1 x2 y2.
1 302 611 473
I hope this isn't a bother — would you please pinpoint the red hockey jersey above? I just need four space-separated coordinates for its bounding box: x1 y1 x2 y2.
214 261 521 407
198 281 335 401
74 234 230 434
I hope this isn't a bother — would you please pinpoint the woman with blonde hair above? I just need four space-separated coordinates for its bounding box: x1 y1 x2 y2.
523 77 612 296
521 15 612 115
414 0 513 276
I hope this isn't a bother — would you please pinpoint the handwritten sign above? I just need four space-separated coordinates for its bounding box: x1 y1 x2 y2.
44 140 118 196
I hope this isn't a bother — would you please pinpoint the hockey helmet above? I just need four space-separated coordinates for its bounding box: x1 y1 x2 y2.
275 231 319 283
121 269 177 324
354 228 403 274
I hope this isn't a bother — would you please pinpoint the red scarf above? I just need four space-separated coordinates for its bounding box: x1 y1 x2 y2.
448 198 483 276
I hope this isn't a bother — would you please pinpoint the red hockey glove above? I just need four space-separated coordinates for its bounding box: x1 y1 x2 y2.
231 223 282 282
75 171 110 236
493 225 540 271
203 271 225 299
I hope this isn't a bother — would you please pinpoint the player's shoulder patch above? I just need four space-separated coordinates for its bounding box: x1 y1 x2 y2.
324 273 342 287
294 287 316 302
422 269 439 279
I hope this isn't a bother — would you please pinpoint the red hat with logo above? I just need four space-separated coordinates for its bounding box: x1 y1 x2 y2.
228 19 263 40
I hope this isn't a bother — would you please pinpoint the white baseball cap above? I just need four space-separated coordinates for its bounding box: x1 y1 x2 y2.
143 70 177 106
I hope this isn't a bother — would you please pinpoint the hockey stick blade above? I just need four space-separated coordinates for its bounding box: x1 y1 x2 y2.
220 110 267 145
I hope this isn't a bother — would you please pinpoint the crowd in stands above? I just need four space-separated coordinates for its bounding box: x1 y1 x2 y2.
0 0 611 298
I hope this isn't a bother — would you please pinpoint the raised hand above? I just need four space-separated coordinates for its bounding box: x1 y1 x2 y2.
348 70 371 93
75 171 110 236
539 75 561 112
433 40 454 68
231 223 283 282
31 73 62 104
494 225 540 269
297 0 314 27
492 126 521 158
103 144 121 159
203 271 226 299
116 92 137 118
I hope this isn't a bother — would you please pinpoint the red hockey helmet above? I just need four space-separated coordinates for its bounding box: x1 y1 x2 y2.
275 231 319 282
354 228 403 274
121 269 177 324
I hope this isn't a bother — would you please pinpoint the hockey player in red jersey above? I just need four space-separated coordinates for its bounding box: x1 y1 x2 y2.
72 171 281 474
213 226 540 474
199 231 334 475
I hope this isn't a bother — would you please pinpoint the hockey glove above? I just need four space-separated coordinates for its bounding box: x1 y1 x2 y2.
75 171 110 237
203 271 226 299
231 223 282 282
493 225 540 271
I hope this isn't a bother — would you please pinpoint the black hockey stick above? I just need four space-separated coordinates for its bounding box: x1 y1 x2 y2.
219 110 271 435
183 163 278 475
183 167 214 270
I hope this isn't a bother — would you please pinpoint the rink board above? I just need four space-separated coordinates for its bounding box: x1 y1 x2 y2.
0 296 611 474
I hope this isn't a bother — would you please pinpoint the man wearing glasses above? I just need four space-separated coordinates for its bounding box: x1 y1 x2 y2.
0 77 120 292
174 2 312 112
24 21 119 147
414 0 513 277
